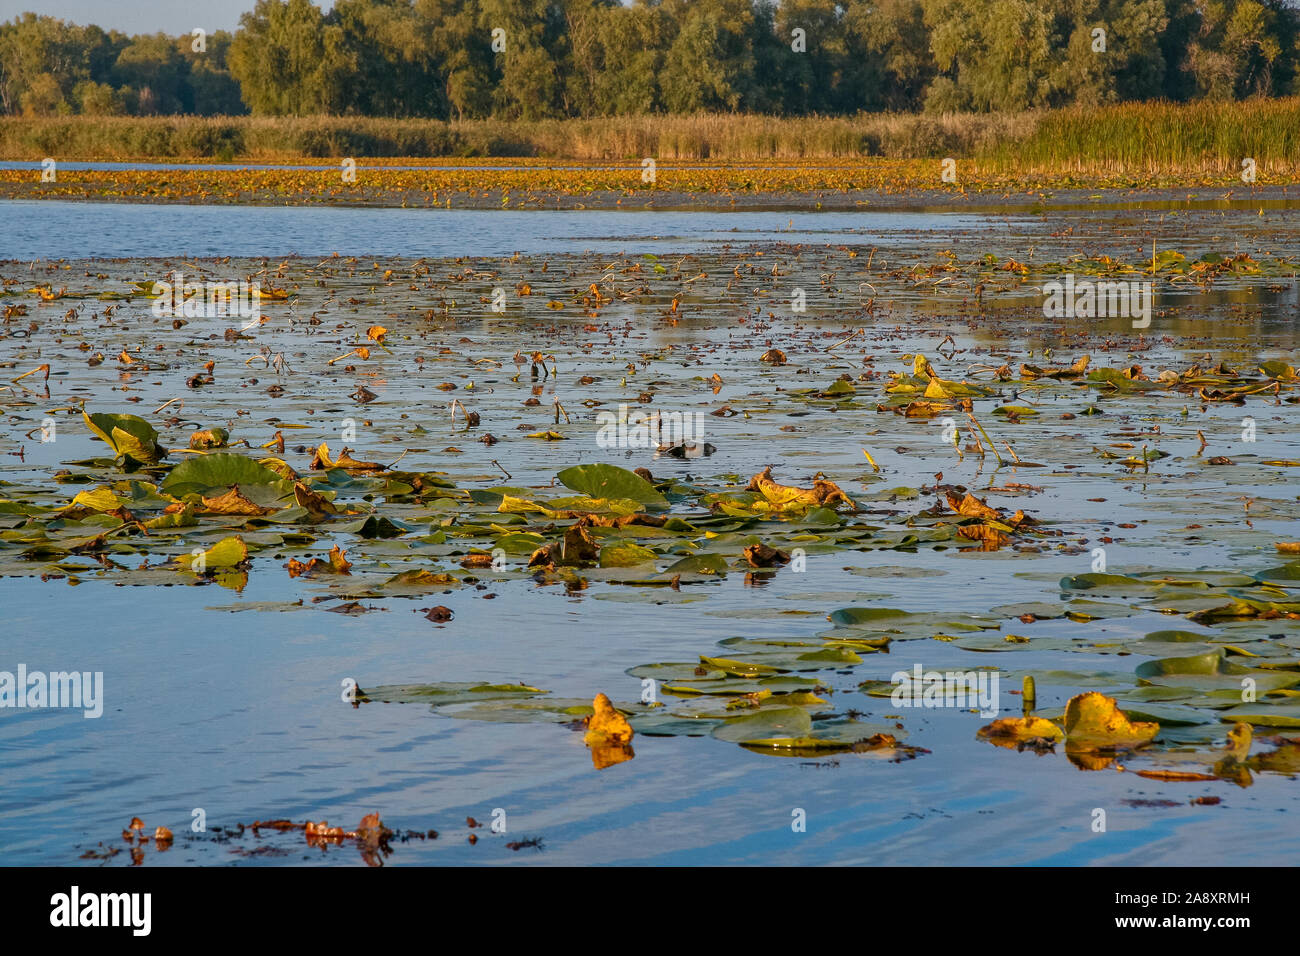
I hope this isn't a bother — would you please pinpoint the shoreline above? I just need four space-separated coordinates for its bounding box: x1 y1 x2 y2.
1 180 1297 212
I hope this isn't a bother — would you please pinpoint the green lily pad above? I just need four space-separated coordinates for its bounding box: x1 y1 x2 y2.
600 541 659 568
556 464 669 510
83 411 165 464
1135 649 1300 693
161 453 288 496
356 681 549 706
1218 703 1300 728
712 706 814 742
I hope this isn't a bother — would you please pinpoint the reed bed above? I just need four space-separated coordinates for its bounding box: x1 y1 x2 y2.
2 100 1297 178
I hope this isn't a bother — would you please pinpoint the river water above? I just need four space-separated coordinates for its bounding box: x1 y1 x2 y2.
1 196 1298 866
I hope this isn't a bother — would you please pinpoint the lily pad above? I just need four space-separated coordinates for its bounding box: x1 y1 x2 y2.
162 453 289 496
557 464 669 510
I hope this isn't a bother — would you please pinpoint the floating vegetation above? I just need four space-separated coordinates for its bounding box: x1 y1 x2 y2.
5 154 1300 209
74 812 515 866
5 233 1300 865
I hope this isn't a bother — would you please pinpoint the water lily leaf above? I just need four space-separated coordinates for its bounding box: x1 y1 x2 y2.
977 716 1064 743
189 428 229 449
662 675 823 696
584 693 633 745
1135 649 1300 693
599 541 659 568
1059 572 1157 594
989 602 1066 620
737 723 913 756
1064 599 1139 620
494 531 547 554
1063 691 1159 751
146 506 198 529
1191 598 1300 624
626 662 726 682
83 411 164 464
193 536 249 570
337 515 416 538
712 706 813 742
556 464 669 509
747 466 854 511
795 646 863 664
1108 702 1217 726
162 453 288 496
700 656 782 677
1143 629 1216 642
446 697 634 723
498 494 553 516
661 553 729 579
545 495 642 515
846 565 946 579
1254 563 1300 585
954 634 1081 652
828 607 910 627
1259 359 1298 381
1218 703 1300 728
202 485 276 516
70 487 124 512
627 712 720 736
1249 737 1300 772
380 569 460 591
355 681 548 706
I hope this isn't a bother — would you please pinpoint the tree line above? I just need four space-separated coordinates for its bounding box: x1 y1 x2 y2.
2 0 1298 119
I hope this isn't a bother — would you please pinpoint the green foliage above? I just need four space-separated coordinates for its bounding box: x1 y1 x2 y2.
3 0 1300 119
0 12 243 117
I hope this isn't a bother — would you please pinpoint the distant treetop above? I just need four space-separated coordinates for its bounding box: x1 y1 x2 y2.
1 0 1298 118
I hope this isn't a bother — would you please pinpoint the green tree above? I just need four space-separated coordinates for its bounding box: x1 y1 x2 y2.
659 0 757 112
72 79 122 114
114 34 190 113
0 14 112 114
330 0 437 116
1051 0 1168 105
478 0 567 119
771 0 849 114
228 0 344 114
590 0 667 114
1187 0 1295 98
844 0 935 111
922 0 1058 111
184 30 247 115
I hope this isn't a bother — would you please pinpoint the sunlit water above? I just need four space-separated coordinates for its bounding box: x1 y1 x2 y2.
0 199 1022 260
1 198 1298 865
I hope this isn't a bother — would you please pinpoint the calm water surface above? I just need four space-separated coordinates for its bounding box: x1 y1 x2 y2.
1 198 1297 865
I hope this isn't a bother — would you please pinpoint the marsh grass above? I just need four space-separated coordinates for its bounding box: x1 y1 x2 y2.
2 99 1297 177
994 99 1300 174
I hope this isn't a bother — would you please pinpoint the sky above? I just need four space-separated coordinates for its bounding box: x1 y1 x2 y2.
0 1 334 34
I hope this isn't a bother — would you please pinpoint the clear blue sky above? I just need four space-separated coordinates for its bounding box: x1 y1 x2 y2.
0 1 334 34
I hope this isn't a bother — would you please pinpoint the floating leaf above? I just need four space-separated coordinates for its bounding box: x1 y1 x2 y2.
977 716 1065 744
583 693 634 745
712 706 814 742
557 464 668 509
1063 692 1159 752
83 411 164 464
191 536 249 571
162 453 287 496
